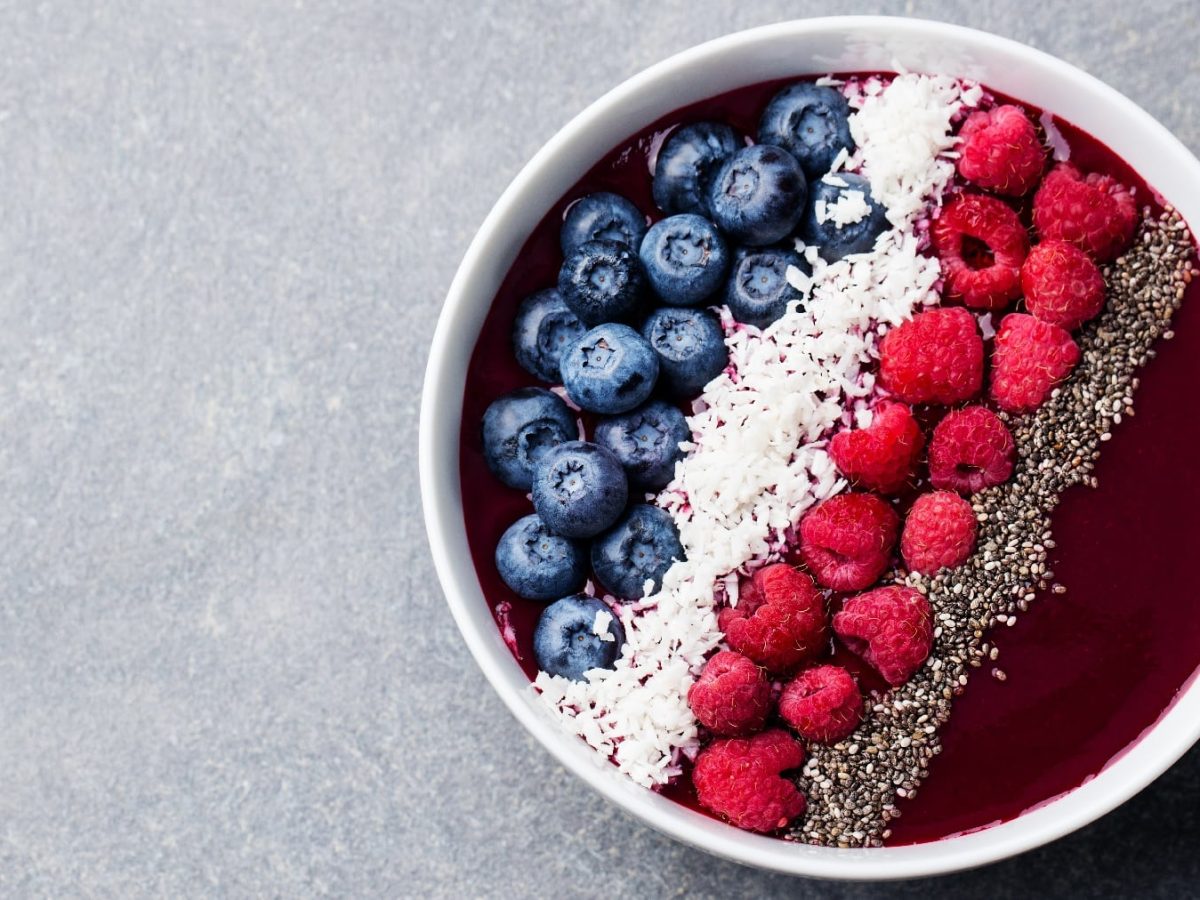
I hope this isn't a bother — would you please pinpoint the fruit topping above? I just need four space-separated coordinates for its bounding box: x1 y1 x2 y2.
687 650 772 737
639 213 730 305
593 400 689 491
718 564 827 674
928 405 1015 493
1032 162 1137 263
799 493 899 592
758 82 855 180
640 306 728 397
707 144 808 246
560 191 647 255
495 513 588 601
828 400 924 495
932 192 1028 311
723 246 809 330
511 288 586 384
833 586 933 686
879 307 984 405
652 122 741 216
560 322 659 414
779 664 864 744
530 440 628 538
1021 239 1105 331
955 104 1045 196
799 172 889 262
558 239 647 326
481 387 578 490
692 730 808 833
990 313 1081 413
590 503 684 600
900 490 978 575
533 594 626 681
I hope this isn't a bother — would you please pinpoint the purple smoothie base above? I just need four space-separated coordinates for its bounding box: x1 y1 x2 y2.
456 73 1200 845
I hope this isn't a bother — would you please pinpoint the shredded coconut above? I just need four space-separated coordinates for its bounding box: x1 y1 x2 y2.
845 73 980 226
786 263 812 295
816 189 871 228
535 73 970 787
494 601 519 658
827 146 851 174
978 311 996 341
592 609 616 642
1040 110 1071 162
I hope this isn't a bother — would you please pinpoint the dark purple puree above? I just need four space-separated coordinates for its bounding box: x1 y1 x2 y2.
456 74 1200 845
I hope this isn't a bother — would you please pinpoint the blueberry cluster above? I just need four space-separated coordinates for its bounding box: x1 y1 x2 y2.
481 81 891 682
482 388 685 681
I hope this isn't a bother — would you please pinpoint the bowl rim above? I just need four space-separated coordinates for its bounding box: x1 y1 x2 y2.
420 15 1200 880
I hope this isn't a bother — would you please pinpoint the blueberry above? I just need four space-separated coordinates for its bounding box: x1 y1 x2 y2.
724 247 811 329
591 504 685 600
758 82 855 180
558 239 647 326
707 144 808 247
800 173 890 262
641 307 727 397
652 122 741 216
560 323 658 414
594 400 689 491
481 388 578 490
533 594 626 681
531 441 629 538
638 214 730 306
495 514 587 601
511 288 586 383
560 192 647 255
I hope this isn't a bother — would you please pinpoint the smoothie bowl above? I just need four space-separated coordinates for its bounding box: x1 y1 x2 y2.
419 17 1200 879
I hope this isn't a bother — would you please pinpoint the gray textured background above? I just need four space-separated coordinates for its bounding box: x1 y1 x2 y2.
1 1 1198 897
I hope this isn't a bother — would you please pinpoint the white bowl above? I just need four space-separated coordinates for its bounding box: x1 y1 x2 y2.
420 16 1200 879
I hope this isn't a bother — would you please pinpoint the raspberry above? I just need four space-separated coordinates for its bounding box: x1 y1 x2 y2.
833 586 933 686
932 193 1029 310
901 490 978 574
879 307 984 405
956 105 1046 196
928 405 1015 494
798 493 899 592
1022 240 1104 336
687 650 772 737
1021 239 1105 331
1033 163 1137 263
989 313 1080 414
692 729 807 833
828 401 925 495
718 564 827 674
779 665 863 744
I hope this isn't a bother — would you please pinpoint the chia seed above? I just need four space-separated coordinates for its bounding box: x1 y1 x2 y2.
787 209 1196 848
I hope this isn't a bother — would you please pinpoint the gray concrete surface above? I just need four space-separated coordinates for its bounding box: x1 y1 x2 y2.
1 1 1198 896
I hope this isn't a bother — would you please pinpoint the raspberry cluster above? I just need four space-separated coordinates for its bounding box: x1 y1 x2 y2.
690 101 1140 838
939 104 1135 414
